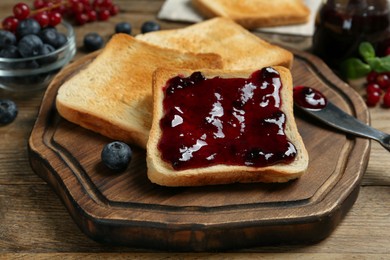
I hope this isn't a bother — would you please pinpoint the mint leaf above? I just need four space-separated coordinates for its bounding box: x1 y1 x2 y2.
340 58 372 79
367 56 390 73
359 42 376 63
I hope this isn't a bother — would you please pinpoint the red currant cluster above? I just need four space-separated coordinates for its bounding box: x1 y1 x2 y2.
365 71 390 108
65 0 120 25
2 0 119 32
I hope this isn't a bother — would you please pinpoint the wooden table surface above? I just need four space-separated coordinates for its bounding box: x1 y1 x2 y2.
1 0 390 258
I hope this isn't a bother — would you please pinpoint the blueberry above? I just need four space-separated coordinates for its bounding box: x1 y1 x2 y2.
141 21 160 34
83 32 104 52
0 46 21 69
0 30 16 48
101 141 132 171
13 60 39 70
115 22 132 34
53 33 68 49
38 27 58 45
0 99 18 125
38 44 58 65
1 45 39 69
0 45 21 58
39 27 67 49
16 18 41 38
18 34 43 58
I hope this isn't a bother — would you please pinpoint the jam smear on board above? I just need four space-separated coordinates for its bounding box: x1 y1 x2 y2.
293 86 328 110
158 67 297 170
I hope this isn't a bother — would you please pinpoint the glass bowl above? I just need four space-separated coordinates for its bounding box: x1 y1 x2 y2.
0 21 76 92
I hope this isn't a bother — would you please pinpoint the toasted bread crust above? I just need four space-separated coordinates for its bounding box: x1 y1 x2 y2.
136 17 293 69
56 102 148 146
191 0 310 29
56 34 223 148
147 67 309 186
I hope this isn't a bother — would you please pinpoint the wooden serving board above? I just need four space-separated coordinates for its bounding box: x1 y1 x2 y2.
28 49 370 251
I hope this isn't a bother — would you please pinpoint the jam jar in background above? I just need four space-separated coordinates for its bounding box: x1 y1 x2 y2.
312 0 390 71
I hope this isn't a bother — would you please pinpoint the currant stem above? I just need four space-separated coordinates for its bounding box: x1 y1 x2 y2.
30 1 69 15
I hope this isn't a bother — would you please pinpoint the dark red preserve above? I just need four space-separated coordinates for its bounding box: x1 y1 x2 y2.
158 67 297 171
293 86 327 110
312 0 390 69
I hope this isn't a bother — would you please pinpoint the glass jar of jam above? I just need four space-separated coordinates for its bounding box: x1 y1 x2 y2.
312 0 390 70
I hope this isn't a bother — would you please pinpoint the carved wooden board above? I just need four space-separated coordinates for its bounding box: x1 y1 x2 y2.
28 49 370 251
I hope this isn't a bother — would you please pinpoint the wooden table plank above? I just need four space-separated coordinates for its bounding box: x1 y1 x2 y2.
1 184 390 254
1 0 390 256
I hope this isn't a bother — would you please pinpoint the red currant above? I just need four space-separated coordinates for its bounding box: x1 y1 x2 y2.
366 83 382 95
75 12 89 25
97 9 110 21
93 0 113 9
53 5 68 15
376 73 390 90
33 0 47 9
366 71 378 83
4 0 119 31
2 16 19 32
48 11 62 26
80 0 91 5
70 1 85 14
86 10 97 22
110 4 119 16
83 4 92 12
366 91 381 107
383 90 390 107
13 2 30 20
92 0 101 9
102 0 114 7
34 12 50 28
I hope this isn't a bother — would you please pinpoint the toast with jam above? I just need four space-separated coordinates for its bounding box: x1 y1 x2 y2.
56 34 223 148
136 17 293 70
147 67 309 186
191 0 310 29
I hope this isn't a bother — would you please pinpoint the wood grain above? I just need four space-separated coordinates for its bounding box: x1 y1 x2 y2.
2 0 390 257
2 185 390 254
27 47 369 250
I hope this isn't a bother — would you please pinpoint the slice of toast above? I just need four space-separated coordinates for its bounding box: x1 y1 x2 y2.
56 34 223 148
147 66 309 186
191 0 310 29
136 17 293 70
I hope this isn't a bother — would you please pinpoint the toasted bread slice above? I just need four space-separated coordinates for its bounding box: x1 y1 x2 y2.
56 34 223 148
147 67 309 186
191 0 310 29
136 17 293 69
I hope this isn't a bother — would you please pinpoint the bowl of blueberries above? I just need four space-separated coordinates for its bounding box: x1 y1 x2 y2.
0 18 76 92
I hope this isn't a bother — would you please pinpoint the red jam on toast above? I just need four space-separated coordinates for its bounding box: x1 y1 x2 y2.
158 67 297 170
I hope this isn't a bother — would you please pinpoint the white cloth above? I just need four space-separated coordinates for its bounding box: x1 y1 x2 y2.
157 0 321 36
